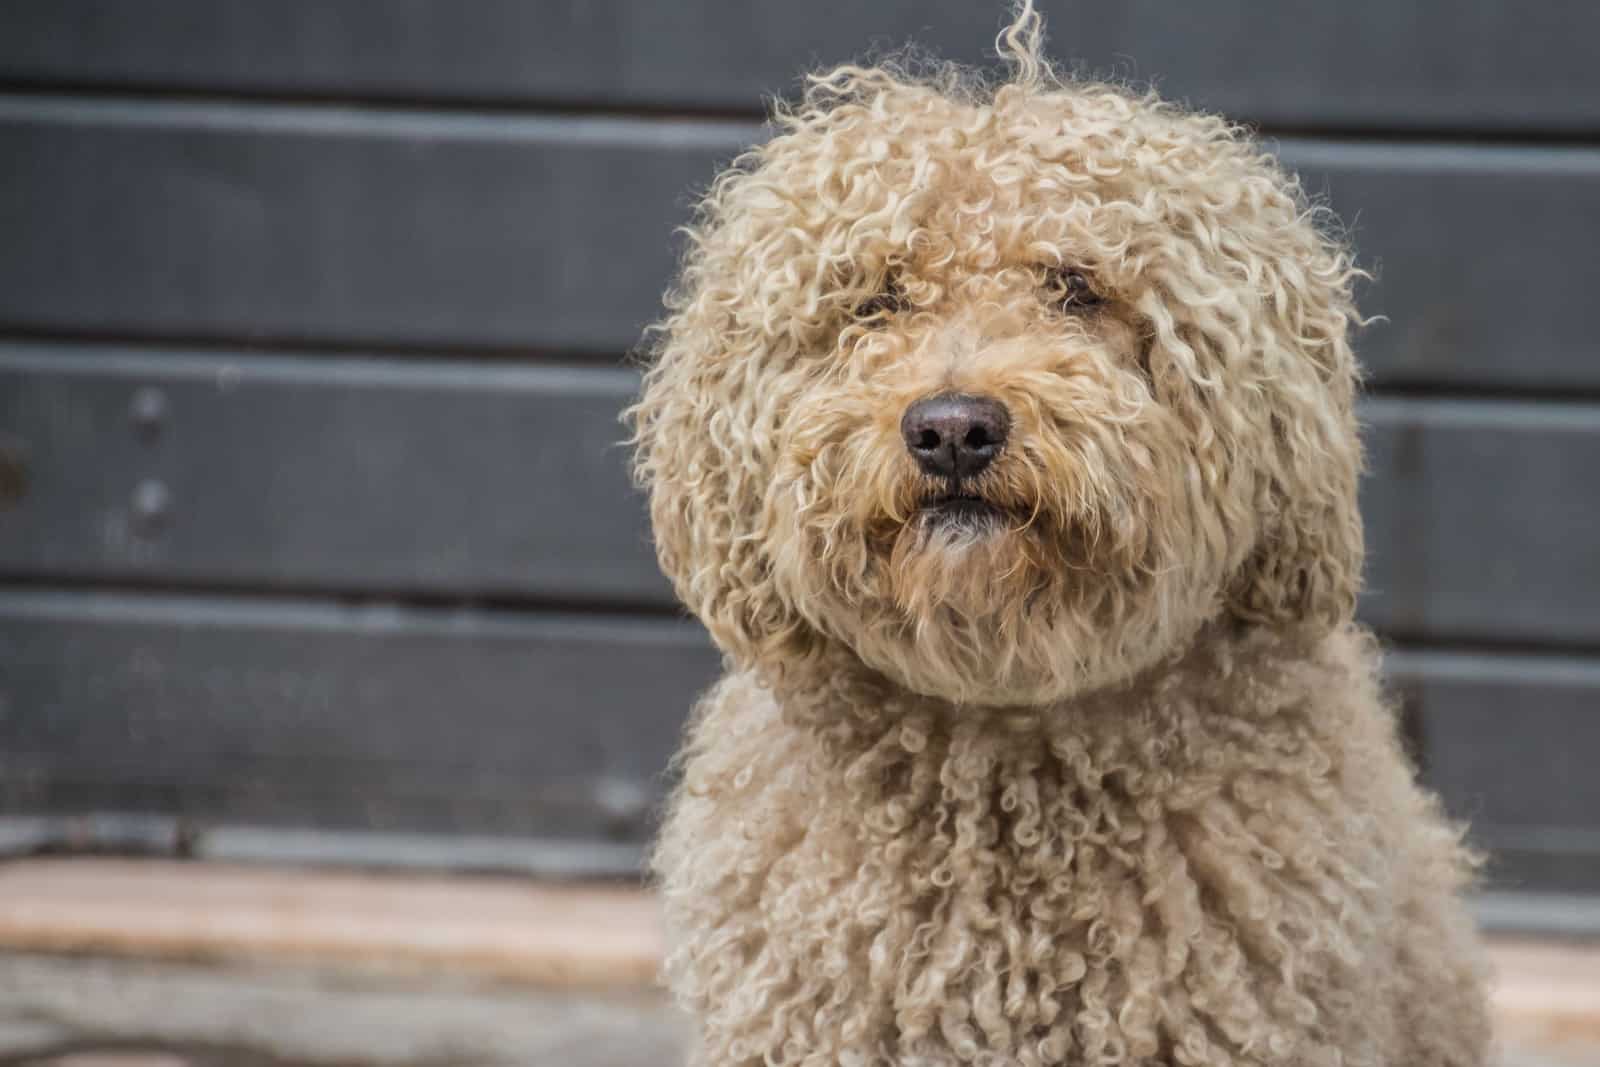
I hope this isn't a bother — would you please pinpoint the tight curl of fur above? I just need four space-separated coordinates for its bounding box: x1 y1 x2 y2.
630 5 1491 1065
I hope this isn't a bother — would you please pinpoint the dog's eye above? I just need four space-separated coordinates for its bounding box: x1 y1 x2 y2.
1046 268 1104 312
854 276 906 324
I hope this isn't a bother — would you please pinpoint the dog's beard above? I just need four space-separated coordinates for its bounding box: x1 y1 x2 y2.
886 503 1057 622
812 451 1205 701
836 497 1130 704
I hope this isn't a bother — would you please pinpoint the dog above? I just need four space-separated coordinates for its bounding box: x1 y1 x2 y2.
629 5 1491 1064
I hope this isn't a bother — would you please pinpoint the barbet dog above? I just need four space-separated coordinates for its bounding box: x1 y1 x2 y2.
629 5 1491 1064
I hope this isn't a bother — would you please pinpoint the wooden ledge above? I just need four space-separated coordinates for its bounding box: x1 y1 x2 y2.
0 858 1595 1055
0 858 660 988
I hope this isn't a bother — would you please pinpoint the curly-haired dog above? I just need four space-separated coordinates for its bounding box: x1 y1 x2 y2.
630 7 1491 1065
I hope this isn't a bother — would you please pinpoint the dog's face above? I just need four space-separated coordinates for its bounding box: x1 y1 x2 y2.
633 68 1364 707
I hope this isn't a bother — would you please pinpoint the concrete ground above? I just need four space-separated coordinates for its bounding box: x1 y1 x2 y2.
0 954 684 1067
4 951 1597 1067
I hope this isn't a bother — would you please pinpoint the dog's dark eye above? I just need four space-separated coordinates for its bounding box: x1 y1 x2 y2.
1046 268 1104 312
854 276 906 324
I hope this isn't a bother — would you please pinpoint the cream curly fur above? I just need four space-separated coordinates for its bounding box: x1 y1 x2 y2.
629 6 1491 1065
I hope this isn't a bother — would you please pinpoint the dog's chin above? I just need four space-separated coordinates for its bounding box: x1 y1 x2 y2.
887 493 1044 620
860 496 1152 705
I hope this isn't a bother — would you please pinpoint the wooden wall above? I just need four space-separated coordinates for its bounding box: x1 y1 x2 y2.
1 2 1595 904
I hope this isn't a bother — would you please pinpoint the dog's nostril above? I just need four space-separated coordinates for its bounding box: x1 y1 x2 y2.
900 392 1011 478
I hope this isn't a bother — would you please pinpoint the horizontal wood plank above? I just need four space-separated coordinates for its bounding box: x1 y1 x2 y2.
2 590 1598 892
0 343 667 602
1 2 1598 132
1284 141 1600 391
0 859 663 987
0 590 722 842
1 99 1599 388
1391 650 1600 895
1361 399 1600 647
0 97 744 355
5 345 1599 646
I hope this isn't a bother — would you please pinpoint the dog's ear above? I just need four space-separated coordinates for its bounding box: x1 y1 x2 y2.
1225 404 1365 630
627 325 813 671
1148 145 1369 634
1220 269 1366 630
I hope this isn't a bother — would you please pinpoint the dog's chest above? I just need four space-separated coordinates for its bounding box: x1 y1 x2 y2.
668 708 1395 1066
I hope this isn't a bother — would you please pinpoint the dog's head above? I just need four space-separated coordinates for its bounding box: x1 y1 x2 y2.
630 6 1364 706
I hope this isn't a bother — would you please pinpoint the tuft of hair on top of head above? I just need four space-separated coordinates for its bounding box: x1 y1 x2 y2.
996 0 1055 89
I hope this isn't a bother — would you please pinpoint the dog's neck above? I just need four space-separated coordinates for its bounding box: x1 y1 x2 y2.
759 619 1363 771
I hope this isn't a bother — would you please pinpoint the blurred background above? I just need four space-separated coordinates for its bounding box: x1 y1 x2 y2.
0 2 1595 1065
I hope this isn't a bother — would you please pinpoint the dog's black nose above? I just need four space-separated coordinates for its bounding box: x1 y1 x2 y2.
900 393 1010 479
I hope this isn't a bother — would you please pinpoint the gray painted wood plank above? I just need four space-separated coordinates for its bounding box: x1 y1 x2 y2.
2 1 1598 131
2 98 1598 389
1361 399 1600 647
1282 141 1600 391
0 589 1594 892
1390 650 1600 895
0 96 747 354
0 590 721 841
0 342 666 602
5 344 1599 645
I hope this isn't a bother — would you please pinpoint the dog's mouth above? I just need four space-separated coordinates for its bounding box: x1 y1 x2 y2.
919 489 1012 530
